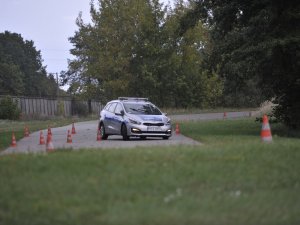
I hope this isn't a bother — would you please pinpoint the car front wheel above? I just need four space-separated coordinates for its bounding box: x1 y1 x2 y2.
99 122 108 140
121 124 129 141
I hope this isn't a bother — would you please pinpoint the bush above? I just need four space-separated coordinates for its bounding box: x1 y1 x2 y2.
0 96 21 120
72 100 88 117
274 90 300 129
57 100 65 116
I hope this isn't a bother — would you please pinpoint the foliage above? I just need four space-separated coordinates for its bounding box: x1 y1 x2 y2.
64 0 223 108
71 99 88 117
182 0 300 127
0 62 24 95
57 100 65 116
0 31 58 97
0 96 21 120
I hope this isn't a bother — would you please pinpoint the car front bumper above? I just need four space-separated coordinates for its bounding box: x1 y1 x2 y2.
127 124 172 137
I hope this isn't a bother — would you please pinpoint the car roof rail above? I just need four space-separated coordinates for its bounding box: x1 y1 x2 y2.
118 97 148 101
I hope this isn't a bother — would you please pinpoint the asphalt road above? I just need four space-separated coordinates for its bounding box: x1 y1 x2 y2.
1 111 254 155
170 111 254 121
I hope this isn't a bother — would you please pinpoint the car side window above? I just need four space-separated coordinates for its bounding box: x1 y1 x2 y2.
108 103 117 113
104 103 111 111
114 103 123 115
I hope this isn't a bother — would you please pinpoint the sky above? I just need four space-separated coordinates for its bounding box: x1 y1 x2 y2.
0 0 173 76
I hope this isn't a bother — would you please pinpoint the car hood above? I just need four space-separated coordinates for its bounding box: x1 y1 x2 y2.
128 114 169 123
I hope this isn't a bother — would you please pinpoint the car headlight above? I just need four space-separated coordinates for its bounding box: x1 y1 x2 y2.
128 118 142 125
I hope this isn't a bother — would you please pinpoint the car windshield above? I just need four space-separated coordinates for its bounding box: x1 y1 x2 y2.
123 103 162 115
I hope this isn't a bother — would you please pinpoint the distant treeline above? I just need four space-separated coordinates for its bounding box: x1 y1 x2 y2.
0 31 64 97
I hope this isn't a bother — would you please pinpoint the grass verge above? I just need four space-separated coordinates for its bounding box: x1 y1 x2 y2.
161 107 257 115
0 119 299 225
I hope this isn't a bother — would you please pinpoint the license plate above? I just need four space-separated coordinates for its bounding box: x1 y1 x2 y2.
147 126 162 132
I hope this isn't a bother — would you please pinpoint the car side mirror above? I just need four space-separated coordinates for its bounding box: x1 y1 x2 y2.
163 112 168 116
116 110 125 116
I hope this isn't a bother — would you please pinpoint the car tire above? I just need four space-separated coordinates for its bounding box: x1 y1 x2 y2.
99 122 108 140
121 124 129 141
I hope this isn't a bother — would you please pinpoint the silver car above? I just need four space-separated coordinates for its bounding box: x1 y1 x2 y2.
98 97 172 140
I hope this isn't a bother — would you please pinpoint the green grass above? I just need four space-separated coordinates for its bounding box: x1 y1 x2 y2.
0 119 300 225
161 107 257 115
180 118 300 143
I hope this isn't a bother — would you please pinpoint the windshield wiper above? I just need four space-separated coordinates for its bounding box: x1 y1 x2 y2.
129 108 146 113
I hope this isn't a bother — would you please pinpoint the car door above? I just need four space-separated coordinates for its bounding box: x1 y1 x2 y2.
104 102 117 134
111 103 124 134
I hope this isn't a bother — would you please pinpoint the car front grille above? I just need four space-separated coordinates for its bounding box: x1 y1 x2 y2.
143 123 164 126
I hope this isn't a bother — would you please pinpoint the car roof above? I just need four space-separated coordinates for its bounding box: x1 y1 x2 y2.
107 97 149 104
118 97 149 102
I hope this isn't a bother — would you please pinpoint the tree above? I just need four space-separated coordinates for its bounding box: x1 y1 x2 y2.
0 62 24 95
163 0 223 107
65 0 168 102
0 31 58 97
66 0 223 108
182 0 300 127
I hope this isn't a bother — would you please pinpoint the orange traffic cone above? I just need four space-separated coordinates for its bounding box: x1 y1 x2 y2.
71 123 76 134
261 115 272 142
175 124 180 135
223 112 227 119
46 134 54 152
97 129 102 141
67 130 72 143
39 131 45 145
24 126 30 137
48 125 52 136
11 132 17 147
